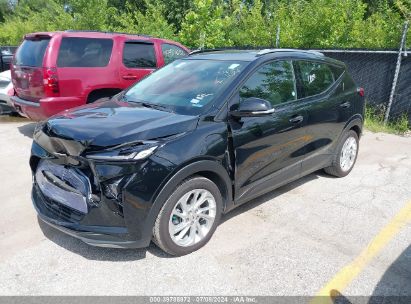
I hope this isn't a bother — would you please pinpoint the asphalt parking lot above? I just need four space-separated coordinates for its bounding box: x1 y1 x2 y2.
0 115 411 299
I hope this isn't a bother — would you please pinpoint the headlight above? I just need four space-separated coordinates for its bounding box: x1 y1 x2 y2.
86 144 158 161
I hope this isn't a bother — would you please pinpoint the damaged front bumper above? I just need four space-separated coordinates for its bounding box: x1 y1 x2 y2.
33 183 143 248
30 134 175 249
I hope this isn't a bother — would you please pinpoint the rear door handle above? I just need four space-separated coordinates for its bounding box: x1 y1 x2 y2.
289 115 304 124
122 75 138 80
340 101 351 108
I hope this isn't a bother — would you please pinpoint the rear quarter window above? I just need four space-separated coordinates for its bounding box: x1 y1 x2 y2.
123 42 156 68
295 61 334 98
330 65 345 79
57 37 113 67
14 38 50 67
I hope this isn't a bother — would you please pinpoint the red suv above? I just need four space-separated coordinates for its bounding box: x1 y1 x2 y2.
10 31 189 120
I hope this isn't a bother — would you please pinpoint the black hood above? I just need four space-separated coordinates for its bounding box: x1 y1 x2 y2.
34 99 198 156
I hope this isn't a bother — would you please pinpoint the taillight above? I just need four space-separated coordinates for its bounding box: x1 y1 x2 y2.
357 87 364 97
43 67 59 97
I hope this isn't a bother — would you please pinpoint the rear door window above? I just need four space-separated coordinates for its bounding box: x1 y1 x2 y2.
295 61 334 98
123 42 156 68
57 37 113 67
14 38 50 67
161 43 188 65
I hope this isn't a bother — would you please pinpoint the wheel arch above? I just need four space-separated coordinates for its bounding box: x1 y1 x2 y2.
329 115 363 157
343 114 363 138
141 160 233 242
155 159 232 212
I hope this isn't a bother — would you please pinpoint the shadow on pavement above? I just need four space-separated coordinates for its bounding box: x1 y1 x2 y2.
37 217 173 261
327 246 411 304
17 122 36 139
370 244 411 298
221 172 320 224
38 170 324 261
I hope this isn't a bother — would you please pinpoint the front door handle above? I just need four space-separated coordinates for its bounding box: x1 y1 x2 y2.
122 75 138 80
340 101 351 108
289 115 304 124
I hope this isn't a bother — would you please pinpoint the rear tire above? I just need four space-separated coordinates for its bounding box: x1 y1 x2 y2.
153 176 222 256
324 130 359 177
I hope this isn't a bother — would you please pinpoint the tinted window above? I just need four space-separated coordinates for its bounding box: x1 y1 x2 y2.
123 42 156 68
125 59 246 115
14 38 50 67
161 43 188 65
240 60 296 106
57 37 113 67
296 61 334 97
330 65 345 79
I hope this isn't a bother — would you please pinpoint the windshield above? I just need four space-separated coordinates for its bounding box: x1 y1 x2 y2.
124 59 247 115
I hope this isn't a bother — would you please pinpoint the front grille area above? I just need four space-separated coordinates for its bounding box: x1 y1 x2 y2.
38 188 84 222
35 159 91 214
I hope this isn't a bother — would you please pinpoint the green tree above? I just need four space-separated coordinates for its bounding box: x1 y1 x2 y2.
0 0 12 23
0 0 407 49
64 0 117 30
179 0 233 48
0 0 72 44
158 0 193 31
272 0 404 49
111 0 176 38
228 0 274 47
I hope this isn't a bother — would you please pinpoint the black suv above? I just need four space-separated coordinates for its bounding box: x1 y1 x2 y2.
30 49 365 256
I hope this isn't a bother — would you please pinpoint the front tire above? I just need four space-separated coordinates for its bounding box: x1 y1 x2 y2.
324 130 359 177
153 176 222 256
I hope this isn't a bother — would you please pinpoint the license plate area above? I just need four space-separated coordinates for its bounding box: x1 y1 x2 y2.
35 160 91 214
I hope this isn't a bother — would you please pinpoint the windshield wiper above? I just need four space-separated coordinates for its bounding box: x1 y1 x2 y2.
123 96 172 112
138 102 170 112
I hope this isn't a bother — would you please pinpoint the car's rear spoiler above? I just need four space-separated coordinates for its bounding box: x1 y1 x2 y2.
24 33 53 40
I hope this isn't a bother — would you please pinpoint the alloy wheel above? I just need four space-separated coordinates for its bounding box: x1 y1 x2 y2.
340 136 358 172
168 189 217 247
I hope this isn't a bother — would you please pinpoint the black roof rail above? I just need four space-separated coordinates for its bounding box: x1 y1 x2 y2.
64 30 153 38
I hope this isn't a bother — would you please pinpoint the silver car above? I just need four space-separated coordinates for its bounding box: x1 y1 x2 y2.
0 70 15 114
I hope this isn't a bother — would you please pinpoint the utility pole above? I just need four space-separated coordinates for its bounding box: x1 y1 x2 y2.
199 32 205 50
275 24 280 48
384 21 409 125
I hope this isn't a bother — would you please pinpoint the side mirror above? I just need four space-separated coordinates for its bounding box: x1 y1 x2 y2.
230 97 274 118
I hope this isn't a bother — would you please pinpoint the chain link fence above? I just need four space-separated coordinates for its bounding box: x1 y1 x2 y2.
393 54 411 120
317 49 411 121
307 22 410 124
